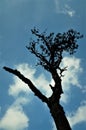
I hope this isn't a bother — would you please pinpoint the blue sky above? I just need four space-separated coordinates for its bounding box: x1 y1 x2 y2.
0 0 86 130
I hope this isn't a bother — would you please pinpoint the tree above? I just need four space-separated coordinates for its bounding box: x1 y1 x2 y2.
3 28 83 130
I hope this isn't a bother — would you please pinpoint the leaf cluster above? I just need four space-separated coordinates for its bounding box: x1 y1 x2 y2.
26 28 83 71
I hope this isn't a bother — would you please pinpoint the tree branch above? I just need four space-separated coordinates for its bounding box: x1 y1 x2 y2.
31 28 51 51
26 46 51 71
3 66 48 103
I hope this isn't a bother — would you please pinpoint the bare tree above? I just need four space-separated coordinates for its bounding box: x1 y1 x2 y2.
3 28 83 130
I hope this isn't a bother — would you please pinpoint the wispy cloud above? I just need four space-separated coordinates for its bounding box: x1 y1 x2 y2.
61 56 82 103
64 4 75 17
0 97 29 130
68 102 86 127
54 0 75 17
8 64 36 97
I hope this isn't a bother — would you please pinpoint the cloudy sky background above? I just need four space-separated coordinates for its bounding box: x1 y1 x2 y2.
0 0 86 130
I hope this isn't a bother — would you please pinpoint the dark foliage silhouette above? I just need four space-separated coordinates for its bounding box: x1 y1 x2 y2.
3 28 83 130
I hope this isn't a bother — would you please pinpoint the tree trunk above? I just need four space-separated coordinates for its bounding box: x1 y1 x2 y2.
48 69 72 130
47 100 71 130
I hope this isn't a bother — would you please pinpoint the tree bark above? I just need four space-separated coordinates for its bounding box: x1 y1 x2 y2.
3 66 72 130
48 96 71 130
48 69 72 130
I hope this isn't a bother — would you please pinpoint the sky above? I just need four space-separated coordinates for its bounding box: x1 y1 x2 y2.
0 0 86 130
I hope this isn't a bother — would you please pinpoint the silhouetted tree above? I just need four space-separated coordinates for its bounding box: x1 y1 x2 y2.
3 28 83 130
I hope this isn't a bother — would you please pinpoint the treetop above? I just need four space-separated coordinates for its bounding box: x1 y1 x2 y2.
26 28 83 73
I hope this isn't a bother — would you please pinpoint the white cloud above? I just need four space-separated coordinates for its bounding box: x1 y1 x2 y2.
0 64 33 130
9 63 52 98
54 0 75 17
64 4 75 17
33 73 52 97
0 98 29 130
61 56 82 103
13 96 30 107
68 102 86 127
8 64 36 97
